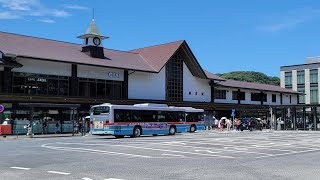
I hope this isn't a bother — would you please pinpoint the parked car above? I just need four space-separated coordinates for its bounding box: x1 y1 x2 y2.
239 118 260 131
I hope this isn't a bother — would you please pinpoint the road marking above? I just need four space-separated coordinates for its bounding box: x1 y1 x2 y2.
104 178 124 180
42 143 151 158
82 178 93 180
47 171 70 175
10 167 31 170
255 149 320 159
112 144 235 158
162 153 186 157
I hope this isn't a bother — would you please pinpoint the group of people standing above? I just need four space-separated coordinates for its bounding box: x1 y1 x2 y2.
208 117 264 131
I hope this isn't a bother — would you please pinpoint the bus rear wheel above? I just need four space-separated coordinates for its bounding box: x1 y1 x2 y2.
132 126 142 137
190 125 196 133
169 126 176 135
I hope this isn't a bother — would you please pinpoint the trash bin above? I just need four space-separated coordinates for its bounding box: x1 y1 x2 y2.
0 125 12 135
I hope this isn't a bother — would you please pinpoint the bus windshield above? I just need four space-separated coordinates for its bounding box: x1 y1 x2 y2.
92 106 110 115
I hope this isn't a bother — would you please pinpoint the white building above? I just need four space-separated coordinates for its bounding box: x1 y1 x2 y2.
0 19 299 128
280 57 320 104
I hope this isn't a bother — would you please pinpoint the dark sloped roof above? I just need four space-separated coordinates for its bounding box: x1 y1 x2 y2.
0 32 155 72
204 70 225 81
129 40 184 71
216 79 299 94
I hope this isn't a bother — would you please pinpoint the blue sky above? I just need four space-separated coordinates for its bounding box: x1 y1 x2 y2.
1 0 320 77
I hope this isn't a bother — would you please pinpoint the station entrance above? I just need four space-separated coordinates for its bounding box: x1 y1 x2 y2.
271 105 320 131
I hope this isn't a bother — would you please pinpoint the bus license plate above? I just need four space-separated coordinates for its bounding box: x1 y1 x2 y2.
95 121 103 129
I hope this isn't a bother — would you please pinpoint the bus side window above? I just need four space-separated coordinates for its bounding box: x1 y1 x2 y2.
114 110 125 122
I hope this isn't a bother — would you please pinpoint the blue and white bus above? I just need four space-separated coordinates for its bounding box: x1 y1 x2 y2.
183 107 205 132
170 106 205 132
90 103 186 138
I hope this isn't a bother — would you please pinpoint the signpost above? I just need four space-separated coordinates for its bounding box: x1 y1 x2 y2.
0 104 4 113
231 109 236 129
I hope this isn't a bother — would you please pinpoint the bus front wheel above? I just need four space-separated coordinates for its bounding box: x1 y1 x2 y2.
169 126 176 135
190 125 196 133
132 126 142 137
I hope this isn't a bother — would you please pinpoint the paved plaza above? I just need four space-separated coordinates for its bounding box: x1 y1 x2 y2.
1 130 320 180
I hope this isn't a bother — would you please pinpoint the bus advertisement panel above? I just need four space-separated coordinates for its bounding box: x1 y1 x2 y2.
90 103 187 138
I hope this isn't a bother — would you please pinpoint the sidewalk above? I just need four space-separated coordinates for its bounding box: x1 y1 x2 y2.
0 133 89 140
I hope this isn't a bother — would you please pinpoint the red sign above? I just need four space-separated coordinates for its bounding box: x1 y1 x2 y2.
0 105 4 113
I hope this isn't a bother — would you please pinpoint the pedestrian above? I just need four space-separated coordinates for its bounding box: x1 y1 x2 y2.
26 123 32 136
214 118 219 129
42 121 47 134
220 118 225 131
55 122 59 134
226 119 232 131
249 119 255 131
236 118 241 131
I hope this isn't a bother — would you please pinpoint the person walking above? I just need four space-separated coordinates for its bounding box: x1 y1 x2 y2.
226 119 232 131
236 118 241 131
26 123 32 136
220 118 225 131
55 122 60 134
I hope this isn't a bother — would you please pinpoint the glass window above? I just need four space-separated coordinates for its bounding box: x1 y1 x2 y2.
251 93 267 102
310 69 318 84
114 109 131 122
186 112 204 122
251 93 260 101
48 79 58 95
272 94 277 102
105 83 112 98
232 91 245 100
92 106 110 115
166 51 183 101
132 110 157 122
310 86 318 104
12 72 69 96
59 80 68 96
297 70 305 85
297 87 305 104
214 89 226 99
89 82 96 97
79 81 89 97
113 82 122 99
285 72 292 87
97 83 105 97
12 76 25 94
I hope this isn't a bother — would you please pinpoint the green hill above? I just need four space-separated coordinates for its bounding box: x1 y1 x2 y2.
216 71 280 86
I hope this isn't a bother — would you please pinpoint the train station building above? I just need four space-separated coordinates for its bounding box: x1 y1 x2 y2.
0 19 299 134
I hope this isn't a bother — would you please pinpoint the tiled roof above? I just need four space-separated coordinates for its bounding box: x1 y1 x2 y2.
216 79 299 94
129 40 184 71
0 32 154 72
203 70 225 81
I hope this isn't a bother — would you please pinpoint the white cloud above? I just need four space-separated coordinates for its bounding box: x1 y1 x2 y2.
0 11 20 19
0 0 39 11
261 8 320 33
39 19 55 23
263 19 305 32
64 4 89 10
52 9 70 17
0 0 72 21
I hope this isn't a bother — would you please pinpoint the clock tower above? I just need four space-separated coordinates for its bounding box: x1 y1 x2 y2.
77 19 109 59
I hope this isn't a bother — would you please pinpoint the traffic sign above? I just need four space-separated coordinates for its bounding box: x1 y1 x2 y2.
0 104 4 113
231 112 235 117
232 109 236 112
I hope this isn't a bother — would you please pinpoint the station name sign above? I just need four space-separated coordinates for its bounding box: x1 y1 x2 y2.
107 72 121 79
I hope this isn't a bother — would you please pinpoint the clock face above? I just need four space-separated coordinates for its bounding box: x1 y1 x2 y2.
93 37 101 46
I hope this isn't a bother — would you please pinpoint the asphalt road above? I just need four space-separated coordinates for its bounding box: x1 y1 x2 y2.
1 130 320 180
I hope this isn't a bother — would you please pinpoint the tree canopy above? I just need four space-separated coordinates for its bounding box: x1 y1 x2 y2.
216 71 280 86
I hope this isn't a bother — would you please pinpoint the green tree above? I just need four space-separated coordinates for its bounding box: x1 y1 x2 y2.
217 71 280 86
